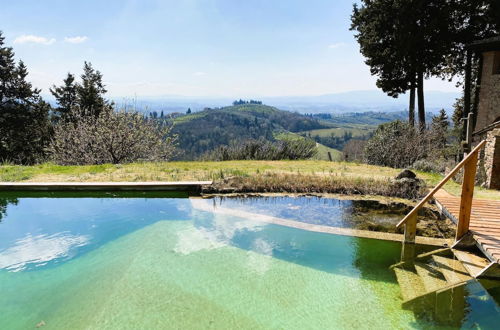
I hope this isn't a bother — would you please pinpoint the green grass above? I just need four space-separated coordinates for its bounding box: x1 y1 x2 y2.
314 144 343 161
273 131 342 161
1 161 498 200
0 161 399 183
302 126 373 138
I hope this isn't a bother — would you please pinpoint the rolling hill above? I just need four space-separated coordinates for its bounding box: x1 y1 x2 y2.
170 104 329 160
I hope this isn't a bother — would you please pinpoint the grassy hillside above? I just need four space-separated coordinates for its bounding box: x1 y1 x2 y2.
274 132 342 161
302 126 373 138
171 104 327 160
296 112 411 151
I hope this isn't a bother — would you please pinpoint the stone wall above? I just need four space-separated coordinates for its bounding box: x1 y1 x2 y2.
484 128 500 189
476 51 500 132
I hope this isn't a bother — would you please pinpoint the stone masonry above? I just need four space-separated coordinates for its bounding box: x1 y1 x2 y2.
475 51 500 132
484 128 500 189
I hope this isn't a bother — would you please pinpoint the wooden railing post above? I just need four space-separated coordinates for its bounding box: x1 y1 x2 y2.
456 152 479 241
401 242 416 261
404 213 417 244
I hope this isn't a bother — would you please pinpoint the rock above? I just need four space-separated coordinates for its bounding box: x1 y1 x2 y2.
36 320 46 328
395 169 417 180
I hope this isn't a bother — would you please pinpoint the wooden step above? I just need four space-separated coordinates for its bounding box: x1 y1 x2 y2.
415 247 451 261
432 255 472 284
393 266 427 302
451 249 490 278
414 262 448 293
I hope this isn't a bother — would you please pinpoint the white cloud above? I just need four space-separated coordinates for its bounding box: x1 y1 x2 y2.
0 232 89 272
328 42 345 49
64 36 89 44
14 35 56 45
193 71 206 76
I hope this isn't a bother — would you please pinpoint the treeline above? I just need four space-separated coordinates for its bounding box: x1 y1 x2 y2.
232 99 262 105
0 31 176 165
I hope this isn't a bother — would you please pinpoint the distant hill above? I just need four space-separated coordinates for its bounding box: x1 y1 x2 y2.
161 105 435 160
171 104 328 160
261 90 460 113
311 111 410 126
100 90 460 114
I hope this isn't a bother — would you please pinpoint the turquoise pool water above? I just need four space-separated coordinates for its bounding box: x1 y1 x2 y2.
0 193 498 329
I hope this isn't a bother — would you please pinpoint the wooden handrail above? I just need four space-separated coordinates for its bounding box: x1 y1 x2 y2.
396 140 486 229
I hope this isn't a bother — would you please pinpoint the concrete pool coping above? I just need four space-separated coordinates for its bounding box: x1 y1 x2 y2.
190 198 451 247
0 181 213 191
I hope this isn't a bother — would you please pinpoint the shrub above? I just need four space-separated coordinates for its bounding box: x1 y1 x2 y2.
411 159 447 174
48 110 177 165
342 139 367 162
203 138 317 161
364 121 429 168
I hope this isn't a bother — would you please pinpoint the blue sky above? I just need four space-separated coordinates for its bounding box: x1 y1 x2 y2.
0 0 459 98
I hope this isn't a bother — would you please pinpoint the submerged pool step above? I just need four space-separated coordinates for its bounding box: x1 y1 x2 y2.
451 249 491 278
393 254 474 309
393 266 427 302
414 262 448 293
414 247 452 261
432 255 472 285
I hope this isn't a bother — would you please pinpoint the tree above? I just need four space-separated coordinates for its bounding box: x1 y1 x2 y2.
0 195 18 222
77 62 111 117
350 1 427 127
439 1 500 81
50 73 78 121
451 97 465 153
351 0 499 130
431 109 449 152
451 97 464 129
49 110 177 165
51 62 113 120
186 108 191 114
0 31 52 164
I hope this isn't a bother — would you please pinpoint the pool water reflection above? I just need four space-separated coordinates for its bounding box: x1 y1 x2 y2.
0 193 498 329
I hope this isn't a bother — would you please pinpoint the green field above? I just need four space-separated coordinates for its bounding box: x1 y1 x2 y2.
302 126 373 138
273 131 342 161
314 143 343 161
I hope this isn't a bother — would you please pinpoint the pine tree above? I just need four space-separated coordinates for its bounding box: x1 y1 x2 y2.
50 73 78 121
451 97 464 128
431 109 449 152
77 62 110 117
186 108 191 114
0 31 51 164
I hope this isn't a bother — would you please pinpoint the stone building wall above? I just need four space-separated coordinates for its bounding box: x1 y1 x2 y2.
475 51 500 132
483 128 500 189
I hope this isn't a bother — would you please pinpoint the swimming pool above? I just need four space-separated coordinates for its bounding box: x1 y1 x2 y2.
0 193 498 329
